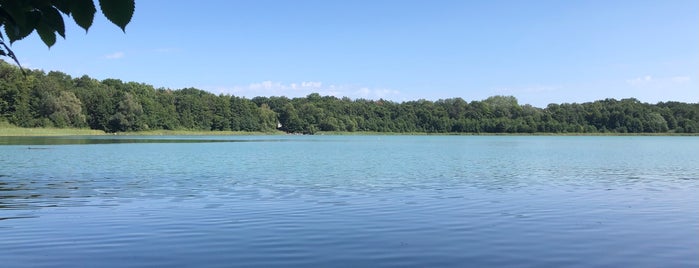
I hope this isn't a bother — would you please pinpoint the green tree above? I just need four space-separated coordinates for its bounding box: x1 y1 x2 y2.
46 90 85 127
73 74 115 130
2 60 698 134
109 92 142 132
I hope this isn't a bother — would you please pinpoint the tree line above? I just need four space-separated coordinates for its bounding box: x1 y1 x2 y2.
1 61 697 134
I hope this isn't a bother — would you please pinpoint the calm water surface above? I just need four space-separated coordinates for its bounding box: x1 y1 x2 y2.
1 136 697 267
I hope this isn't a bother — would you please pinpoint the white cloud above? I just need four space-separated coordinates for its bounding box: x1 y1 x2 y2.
302 81 322 88
104 52 125 59
626 75 653 86
670 76 690 83
355 87 401 99
245 80 323 92
205 81 400 100
626 75 691 87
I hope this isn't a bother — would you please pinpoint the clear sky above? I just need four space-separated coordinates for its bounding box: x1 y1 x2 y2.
11 0 698 107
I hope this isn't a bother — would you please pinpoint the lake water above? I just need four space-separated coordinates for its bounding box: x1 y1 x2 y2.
1 135 697 267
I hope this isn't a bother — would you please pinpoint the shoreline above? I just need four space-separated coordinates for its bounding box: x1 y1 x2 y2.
1 126 697 137
314 131 699 136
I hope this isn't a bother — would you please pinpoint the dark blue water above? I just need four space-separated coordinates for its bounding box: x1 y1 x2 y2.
1 136 697 267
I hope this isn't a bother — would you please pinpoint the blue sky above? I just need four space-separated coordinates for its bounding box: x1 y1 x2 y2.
11 0 698 107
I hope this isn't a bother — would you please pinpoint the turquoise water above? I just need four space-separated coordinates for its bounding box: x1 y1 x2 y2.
1 136 698 267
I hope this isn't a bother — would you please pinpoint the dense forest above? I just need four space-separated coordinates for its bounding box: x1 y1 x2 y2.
1 61 697 134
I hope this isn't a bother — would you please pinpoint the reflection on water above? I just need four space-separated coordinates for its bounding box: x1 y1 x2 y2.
0 136 698 267
0 135 289 146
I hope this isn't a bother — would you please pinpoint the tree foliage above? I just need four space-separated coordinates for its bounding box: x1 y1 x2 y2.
0 0 135 67
1 61 698 134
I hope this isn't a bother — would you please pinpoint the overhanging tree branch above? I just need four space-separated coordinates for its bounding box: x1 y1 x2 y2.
0 0 135 69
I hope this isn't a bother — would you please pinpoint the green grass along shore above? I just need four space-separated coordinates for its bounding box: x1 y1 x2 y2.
2 123 696 137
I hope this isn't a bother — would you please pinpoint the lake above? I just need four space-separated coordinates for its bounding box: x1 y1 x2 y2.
1 135 697 267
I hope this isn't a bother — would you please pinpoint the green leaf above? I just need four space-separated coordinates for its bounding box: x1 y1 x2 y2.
53 0 73 15
0 1 27 27
39 7 66 38
3 14 37 44
3 25 18 43
99 0 135 32
35 23 56 47
71 0 97 32
0 8 18 26
4 10 42 43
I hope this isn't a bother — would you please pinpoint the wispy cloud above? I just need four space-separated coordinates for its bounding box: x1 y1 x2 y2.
670 76 691 83
355 87 401 99
626 75 654 86
104 51 125 59
626 75 691 87
205 81 401 100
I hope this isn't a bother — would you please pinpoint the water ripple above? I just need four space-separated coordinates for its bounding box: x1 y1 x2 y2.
1 136 697 267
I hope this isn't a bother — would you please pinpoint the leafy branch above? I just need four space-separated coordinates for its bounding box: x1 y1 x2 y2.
0 0 135 68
